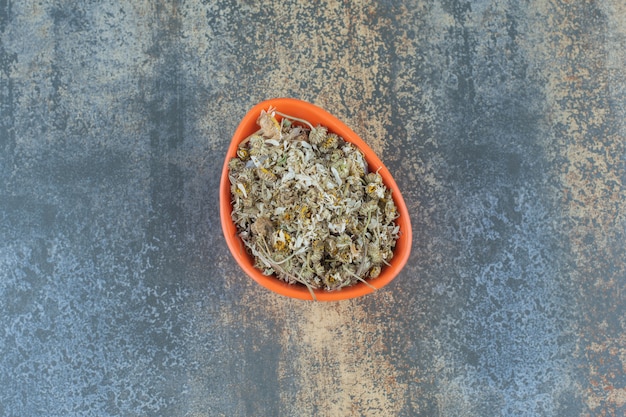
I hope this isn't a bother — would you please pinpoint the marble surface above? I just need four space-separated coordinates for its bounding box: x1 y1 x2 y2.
1 1 625 416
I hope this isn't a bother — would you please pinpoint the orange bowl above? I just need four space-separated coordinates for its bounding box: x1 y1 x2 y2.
220 98 412 301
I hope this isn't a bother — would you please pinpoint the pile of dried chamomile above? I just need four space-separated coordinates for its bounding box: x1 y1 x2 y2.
228 107 400 296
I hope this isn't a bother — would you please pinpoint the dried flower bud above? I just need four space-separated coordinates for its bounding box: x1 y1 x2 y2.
308 126 327 145
229 157 245 171
251 216 273 237
272 230 291 251
365 172 383 184
257 109 281 140
323 273 343 290
369 266 381 279
320 133 339 152
257 167 276 182
237 148 250 161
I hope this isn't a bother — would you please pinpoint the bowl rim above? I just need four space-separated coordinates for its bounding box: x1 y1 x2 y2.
220 98 412 301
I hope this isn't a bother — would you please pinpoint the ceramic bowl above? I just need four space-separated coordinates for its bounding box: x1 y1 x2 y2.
220 98 412 301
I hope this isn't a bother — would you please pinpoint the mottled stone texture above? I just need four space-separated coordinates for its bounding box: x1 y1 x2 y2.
1 1 625 416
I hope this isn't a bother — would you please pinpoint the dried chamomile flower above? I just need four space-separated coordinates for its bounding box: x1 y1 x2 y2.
308 125 327 145
228 107 400 298
320 133 340 152
257 108 281 140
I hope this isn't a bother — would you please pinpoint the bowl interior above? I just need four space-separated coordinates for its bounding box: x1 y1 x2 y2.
220 98 412 301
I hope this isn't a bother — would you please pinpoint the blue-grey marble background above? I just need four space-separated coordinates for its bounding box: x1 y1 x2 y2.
1 1 625 416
